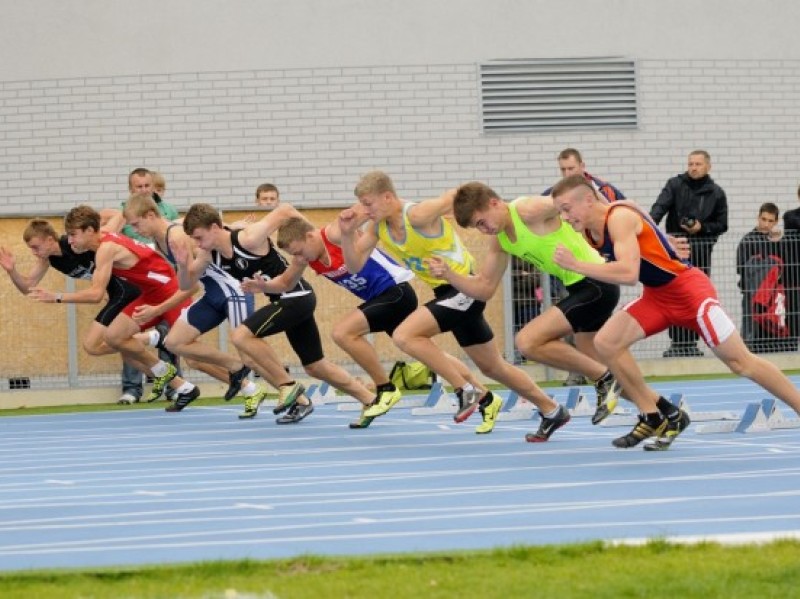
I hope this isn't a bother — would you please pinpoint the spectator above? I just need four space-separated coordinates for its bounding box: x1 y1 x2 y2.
118 168 182 404
230 183 282 229
650 150 729 358
543 147 625 383
736 203 790 352
783 184 800 231
543 147 625 202
255 182 280 211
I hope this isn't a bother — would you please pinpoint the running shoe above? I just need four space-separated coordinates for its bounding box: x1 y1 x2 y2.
364 387 402 418
525 405 571 442
273 382 305 415
118 393 139 405
224 365 251 402
349 404 376 429
165 386 200 412
612 414 667 448
475 393 502 434
592 375 621 425
276 401 314 424
453 388 482 423
643 409 691 451
145 363 177 403
238 388 268 420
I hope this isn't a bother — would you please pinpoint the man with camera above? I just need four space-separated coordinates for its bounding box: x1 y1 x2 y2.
650 150 729 357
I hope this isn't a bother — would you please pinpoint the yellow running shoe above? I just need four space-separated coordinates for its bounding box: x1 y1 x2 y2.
364 387 402 418
238 388 268 420
273 382 305 415
146 363 177 403
475 393 502 434
349 404 376 429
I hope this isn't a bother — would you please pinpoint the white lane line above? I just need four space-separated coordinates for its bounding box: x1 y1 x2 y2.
3 514 800 556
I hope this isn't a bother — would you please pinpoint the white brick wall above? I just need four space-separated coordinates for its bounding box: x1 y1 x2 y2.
0 59 798 249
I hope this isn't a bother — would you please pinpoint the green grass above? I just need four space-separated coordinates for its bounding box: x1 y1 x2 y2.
2 541 800 598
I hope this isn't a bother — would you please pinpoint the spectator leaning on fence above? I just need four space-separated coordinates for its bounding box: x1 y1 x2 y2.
650 149 729 358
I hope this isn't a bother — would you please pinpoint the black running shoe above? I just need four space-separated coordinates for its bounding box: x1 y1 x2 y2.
276 401 314 424
165 386 200 412
525 405 571 442
644 409 691 451
224 365 251 402
612 414 666 448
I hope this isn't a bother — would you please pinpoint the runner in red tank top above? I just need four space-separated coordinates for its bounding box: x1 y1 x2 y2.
29 206 201 410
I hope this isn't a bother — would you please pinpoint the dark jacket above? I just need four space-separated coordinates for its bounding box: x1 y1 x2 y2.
650 173 728 241
784 207 800 231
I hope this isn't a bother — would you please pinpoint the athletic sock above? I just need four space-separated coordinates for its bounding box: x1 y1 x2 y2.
543 405 561 419
656 396 680 420
643 412 665 427
176 382 194 394
240 381 257 396
478 391 494 408
595 370 613 384
151 360 169 377
376 382 396 394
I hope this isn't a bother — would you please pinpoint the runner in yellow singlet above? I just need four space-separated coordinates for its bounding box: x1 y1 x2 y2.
338 170 566 437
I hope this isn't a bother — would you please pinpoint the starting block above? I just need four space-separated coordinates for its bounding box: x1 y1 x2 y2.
411 382 458 416
667 393 739 423
695 401 772 434
497 391 538 421
565 388 595 417
757 398 800 430
306 382 340 405
695 397 800 434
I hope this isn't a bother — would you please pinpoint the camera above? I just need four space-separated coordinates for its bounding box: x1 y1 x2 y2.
681 216 697 228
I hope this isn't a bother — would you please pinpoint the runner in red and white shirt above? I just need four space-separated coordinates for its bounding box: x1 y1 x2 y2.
29 205 200 410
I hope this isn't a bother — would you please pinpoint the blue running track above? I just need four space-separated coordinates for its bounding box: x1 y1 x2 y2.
2 376 800 572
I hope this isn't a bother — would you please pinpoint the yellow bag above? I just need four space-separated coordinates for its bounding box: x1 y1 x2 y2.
389 361 436 390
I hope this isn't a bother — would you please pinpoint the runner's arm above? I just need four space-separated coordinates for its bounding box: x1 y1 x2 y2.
427 238 508 301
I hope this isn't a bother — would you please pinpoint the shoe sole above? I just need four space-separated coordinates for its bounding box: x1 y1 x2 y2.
276 404 314 425
349 417 375 429
453 401 479 423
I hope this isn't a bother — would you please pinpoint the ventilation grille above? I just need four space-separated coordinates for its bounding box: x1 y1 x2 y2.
480 57 637 132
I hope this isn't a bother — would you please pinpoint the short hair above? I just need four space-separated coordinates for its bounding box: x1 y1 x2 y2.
453 182 499 228
558 148 583 163
276 217 315 250
550 174 595 199
151 171 166 191
759 202 780 218
128 167 151 186
124 193 160 219
255 183 279 198
354 170 396 198
23 219 58 243
689 149 711 163
183 203 223 234
65 205 101 232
